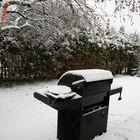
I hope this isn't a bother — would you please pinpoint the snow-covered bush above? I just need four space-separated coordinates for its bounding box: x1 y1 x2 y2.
0 25 140 82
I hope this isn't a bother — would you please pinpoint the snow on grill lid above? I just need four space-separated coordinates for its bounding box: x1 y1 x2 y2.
60 69 113 82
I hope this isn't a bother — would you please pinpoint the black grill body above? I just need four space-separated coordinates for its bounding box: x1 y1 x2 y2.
34 69 122 140
57 71 113 140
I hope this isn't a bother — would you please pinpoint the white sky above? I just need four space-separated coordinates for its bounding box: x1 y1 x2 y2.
105 1 140 34
110 14 140 34
88 0 140 34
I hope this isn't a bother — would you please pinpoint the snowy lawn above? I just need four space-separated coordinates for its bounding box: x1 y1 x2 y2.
0 76 140 140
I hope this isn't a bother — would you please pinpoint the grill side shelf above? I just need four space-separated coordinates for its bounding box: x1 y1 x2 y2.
34 92 82 110
110 86 122 95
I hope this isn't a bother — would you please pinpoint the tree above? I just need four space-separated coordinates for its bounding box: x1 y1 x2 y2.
0 0 140 82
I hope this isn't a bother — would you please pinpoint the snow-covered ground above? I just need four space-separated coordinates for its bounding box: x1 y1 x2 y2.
0 76 140 140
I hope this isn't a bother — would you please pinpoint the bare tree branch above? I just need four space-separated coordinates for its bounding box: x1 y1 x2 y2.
7 11 28 20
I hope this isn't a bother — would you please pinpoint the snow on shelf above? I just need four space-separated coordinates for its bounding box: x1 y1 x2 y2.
111 83 122 90
47 85 71 95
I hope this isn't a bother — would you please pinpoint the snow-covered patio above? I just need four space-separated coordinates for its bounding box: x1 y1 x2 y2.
0 76 140 140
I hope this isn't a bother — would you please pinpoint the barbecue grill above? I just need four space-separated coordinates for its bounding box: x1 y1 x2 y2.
34 69 122 140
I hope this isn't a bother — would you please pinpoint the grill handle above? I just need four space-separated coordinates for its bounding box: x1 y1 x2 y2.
71 79 85 92
72 79 85 86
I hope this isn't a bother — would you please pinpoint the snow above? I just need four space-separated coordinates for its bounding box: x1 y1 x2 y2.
59 69 113 83
0 80 58 140
0 76 140 140
1 25 20 31
36 85 76 99
111 83 122 90
46 85 71 95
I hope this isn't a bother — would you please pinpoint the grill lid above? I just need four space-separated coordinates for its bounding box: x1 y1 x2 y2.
58 69 113 83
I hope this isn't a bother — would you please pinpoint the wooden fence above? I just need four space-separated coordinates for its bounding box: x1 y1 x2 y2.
0 65 33 83
0 55 49 83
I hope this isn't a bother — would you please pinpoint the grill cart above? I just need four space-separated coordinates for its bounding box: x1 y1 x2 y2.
34 69 122 140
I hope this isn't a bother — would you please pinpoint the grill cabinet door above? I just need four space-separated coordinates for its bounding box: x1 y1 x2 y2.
80 106 109 140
